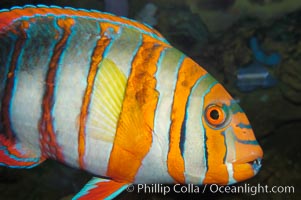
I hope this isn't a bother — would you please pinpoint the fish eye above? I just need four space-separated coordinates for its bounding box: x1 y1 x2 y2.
205 105 227 127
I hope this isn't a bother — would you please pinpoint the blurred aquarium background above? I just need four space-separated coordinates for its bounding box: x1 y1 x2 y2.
0 0 300 199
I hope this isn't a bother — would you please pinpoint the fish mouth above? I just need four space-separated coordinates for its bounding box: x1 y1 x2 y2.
233 145 263 174
234 156 262 174
246 157 262 173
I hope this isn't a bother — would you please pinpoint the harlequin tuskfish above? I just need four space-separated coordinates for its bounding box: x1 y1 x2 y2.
0 5 263 199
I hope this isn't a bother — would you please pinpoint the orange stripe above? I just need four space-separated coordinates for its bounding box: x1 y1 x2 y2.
39 18 74 161
202 84 230 185
107 34 169 182
0 6 163 39
167 57 207 183
78 22 119 169
232 163 254 183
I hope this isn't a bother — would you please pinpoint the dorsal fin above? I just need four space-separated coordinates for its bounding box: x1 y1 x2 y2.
0 5 166 43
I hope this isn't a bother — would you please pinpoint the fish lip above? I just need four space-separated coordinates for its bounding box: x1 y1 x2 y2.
232 149 263 165
250 157 262 173
233 157 262 173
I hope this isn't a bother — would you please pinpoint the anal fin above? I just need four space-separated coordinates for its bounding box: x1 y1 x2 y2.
73 177 129 200
0 135 44 168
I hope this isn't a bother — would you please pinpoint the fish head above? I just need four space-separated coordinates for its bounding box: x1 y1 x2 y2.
182 74 263 185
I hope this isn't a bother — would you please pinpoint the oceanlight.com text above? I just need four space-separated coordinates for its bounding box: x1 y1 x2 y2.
209 183 295 195
126 183 295 196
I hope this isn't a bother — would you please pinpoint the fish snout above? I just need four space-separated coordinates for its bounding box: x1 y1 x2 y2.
231 142 263 182
248 146 263 173
234 142 263 167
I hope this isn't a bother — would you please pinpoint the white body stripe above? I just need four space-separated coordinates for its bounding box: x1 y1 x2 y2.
183 75 211 184
135 48 183 183
226 163 236 184
10 20 58 155
106 28 142 77
53 20 100 167
224 127 237 164
224 127 237 184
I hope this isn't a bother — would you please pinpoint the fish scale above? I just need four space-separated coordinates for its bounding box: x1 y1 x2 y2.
0 5 263 199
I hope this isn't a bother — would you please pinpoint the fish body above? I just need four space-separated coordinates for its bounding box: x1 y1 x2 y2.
0 5 263 199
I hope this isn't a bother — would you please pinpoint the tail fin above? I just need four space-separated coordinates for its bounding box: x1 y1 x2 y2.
0 135 44 168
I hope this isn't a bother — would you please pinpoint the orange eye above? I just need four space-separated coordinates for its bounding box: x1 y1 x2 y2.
205 105 226 127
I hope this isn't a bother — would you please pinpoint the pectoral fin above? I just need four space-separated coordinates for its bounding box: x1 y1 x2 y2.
73 177 129 200
0 135 44 168
85 58 127 143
